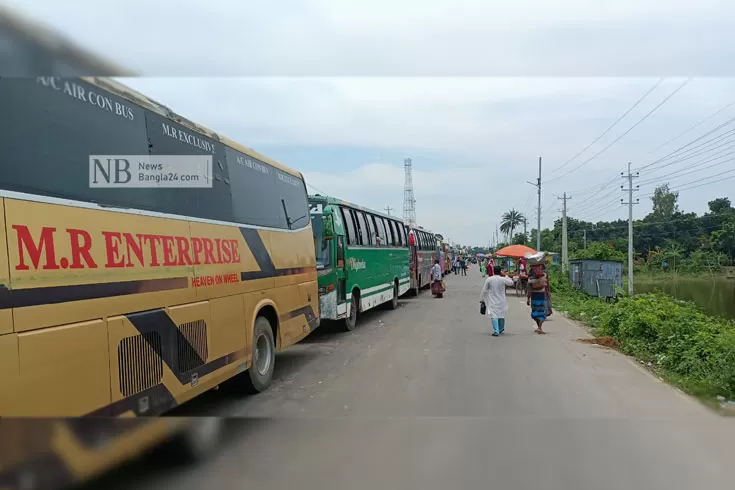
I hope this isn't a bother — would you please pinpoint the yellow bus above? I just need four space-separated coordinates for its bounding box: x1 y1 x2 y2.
0 76 318 461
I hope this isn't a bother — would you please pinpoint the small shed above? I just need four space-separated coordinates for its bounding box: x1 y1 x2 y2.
569 259 623 298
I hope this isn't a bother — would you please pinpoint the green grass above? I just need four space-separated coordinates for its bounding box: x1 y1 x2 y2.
548 264 735 413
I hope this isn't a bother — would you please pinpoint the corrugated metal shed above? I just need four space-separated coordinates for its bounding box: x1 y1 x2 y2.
569 259 623 298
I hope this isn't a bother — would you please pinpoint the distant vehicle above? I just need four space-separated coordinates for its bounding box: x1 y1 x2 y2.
406 226 439 295
309 195 410 330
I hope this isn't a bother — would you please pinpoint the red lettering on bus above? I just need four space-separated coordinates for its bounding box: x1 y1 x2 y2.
191 238 203 265
13 225 59 270
68 228 97 269
214 238 223 263
175 236 193 266
161 235 177 266
141 234 161 266
202 238 216 264
221 239 232 263
101 231 124 268
124 233 145 267
229 239 241 263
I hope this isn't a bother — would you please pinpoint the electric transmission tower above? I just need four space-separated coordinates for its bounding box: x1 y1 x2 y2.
403 158 416 227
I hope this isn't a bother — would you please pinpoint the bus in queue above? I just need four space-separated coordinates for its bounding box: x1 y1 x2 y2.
0 77 318 460
405 226 439 295
309 195 410 330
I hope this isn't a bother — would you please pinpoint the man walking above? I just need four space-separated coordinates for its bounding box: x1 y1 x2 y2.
460 256 467 276
479 266 515 336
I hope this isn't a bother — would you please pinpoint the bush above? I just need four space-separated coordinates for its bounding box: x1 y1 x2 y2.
548 267 735 399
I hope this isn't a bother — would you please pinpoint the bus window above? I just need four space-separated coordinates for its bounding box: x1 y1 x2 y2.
145 110 233 223
385 219 397 247
379 218 390 246
373 216 386 246
0 78 156 211
337 235 345 267
355 210 369 245
340 207 356 245
402 225 408 246
275 170 310 230
226 146 281 227
361 213 375 245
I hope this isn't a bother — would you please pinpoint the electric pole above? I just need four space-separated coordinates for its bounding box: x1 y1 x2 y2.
527 157 542 251
621 162 639 296
559 192 571 272
523 217 528 245
384 206 393 216
583 229 587 250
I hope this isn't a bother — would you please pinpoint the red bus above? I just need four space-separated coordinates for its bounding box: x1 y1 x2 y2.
406 226 438 296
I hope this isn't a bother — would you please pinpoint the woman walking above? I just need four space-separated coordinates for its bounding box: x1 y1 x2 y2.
526 263 549 334
431 259 445 298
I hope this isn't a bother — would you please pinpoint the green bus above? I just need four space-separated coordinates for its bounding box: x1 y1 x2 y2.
309 195 411 330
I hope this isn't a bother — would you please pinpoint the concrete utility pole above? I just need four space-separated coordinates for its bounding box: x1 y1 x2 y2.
526 157 542 251
523 217 528 245
559 192 571 272
583 229 587 250
621 162 639 296
384 206 393 216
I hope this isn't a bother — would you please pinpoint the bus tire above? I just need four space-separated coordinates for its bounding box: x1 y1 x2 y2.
344 292 359 331
244 316 276 393
389 282 399 310
174 417 224 464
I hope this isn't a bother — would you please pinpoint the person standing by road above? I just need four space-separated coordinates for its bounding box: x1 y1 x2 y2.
479 266 515 336
527 263 549 334
431 259 445 298
460 256 467 276
452 257 458 275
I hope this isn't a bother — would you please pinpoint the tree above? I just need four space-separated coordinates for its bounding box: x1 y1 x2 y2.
651 183 679 219
712 216 735 263
662 240 683 272
500 209 525 244
708 197 733 215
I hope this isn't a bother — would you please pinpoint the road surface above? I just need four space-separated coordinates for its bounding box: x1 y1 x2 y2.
88 273 734 490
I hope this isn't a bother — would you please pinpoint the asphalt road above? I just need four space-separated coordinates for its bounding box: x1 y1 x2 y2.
90 273 735 490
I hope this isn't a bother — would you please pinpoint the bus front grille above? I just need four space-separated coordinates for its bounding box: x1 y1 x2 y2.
117 332 164 397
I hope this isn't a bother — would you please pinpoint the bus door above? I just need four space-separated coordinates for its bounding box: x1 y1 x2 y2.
335 235 347 304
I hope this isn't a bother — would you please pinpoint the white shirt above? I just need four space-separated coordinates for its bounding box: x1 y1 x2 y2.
432 263 442 281
479 274 514 318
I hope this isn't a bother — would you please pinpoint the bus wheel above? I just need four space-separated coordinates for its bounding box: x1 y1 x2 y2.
244 316 276 393
344 292 359 331
174 417 224 463
389 282 399 310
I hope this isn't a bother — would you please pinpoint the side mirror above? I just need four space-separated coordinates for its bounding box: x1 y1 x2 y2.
323 214 335 240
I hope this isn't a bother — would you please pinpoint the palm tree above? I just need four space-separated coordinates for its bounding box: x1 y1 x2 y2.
500 209 525 244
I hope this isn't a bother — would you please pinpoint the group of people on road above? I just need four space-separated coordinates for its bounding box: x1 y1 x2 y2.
451 256 468 276
479 259 552 336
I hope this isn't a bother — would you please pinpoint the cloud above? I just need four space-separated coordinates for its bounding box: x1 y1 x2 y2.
4 0 735 75
5 1 735 244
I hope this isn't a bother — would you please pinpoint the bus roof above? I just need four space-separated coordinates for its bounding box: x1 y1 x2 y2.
81 77 302 178
308 194 400 222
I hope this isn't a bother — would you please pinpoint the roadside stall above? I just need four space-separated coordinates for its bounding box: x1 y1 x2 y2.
495 244 537 295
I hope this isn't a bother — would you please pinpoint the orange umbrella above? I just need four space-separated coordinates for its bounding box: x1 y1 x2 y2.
495 244 537 258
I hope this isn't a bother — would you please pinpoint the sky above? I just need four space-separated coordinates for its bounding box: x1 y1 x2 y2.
5 0 735 246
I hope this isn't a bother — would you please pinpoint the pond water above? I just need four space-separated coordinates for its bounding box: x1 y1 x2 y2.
635 276 735 321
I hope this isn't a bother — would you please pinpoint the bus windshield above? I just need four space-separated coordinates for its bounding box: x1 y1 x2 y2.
310 214 332 270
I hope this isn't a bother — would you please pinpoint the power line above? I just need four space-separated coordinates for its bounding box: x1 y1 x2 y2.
547 78 692 184
639 128 735 174
638 169 735 198
547 78 665 178
636 114 735 172
637 154 735 187
644 100 735 155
